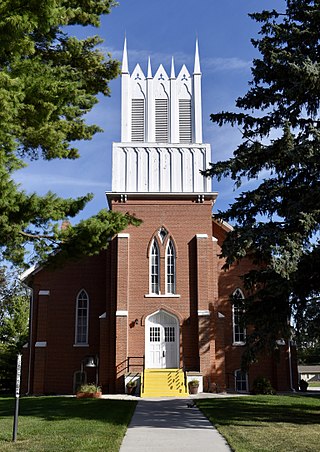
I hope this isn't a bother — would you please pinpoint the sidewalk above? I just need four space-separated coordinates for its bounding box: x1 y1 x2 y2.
119 397 231 452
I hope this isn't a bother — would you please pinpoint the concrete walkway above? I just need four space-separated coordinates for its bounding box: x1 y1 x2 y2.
120 397 231 452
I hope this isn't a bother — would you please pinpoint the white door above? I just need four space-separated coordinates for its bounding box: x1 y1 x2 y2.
146 310 179 369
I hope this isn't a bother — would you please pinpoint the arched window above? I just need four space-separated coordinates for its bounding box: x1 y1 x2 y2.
150 240 160 294
75 289 89 345
166 239 176 294
232 288 246 344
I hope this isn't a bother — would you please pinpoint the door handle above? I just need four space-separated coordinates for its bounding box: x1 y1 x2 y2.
162 351 165 357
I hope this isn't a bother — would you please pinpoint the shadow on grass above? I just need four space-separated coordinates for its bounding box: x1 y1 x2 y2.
0 396 137 426
196 394 320 427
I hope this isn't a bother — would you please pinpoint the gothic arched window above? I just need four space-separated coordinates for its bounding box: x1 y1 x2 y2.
232 288 246 344
148 228 177 296
166 239 176 294
75 289 89 345
150 240 160 294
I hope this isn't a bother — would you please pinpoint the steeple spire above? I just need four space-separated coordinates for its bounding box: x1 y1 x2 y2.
193 38 201 75
147 56 152 79
122 37 129 74
170 57 176 79
192 38 202 143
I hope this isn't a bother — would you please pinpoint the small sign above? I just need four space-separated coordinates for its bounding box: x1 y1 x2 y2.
13 354 22 442
15 354 22 398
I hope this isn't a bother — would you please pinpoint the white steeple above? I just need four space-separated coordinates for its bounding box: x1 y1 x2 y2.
112 40 211 196
193 38 203 143
193 38 201 75
170 57 176 79
122 37 129 74
121 37 130 141
146 57 154 141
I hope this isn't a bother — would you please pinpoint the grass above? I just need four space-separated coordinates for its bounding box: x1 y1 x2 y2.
0 396 136 451
197 394 320 452
308 381 320 387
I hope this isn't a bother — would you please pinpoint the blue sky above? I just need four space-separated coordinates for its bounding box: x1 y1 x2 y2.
14 0 285 222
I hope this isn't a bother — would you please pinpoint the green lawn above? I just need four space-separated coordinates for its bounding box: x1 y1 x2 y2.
0 396 136 452
197 394 320 452
308 381 320 387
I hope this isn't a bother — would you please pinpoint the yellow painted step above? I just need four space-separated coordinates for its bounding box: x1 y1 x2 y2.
141 369 188 398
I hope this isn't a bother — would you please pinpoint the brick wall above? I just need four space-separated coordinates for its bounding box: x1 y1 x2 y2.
22 196 296 394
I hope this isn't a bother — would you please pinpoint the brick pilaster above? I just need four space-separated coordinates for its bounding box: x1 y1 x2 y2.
115 234 130 392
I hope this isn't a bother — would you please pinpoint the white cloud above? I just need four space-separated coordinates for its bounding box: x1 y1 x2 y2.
103 45 250 74
203 56 251 72
15 172 106 190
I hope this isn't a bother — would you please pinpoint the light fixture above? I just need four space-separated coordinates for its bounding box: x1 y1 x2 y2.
85 356 97 368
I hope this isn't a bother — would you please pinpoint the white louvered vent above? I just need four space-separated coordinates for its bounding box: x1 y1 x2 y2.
155 99 168 142
131 99 145 141
179 99 192 143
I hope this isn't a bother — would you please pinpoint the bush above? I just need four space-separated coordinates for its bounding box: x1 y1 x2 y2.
77 383 101 393
251 377 275 395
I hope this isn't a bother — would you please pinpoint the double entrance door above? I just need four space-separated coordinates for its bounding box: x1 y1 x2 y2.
146 310 179 369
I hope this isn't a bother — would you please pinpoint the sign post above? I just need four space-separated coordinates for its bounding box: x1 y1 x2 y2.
12 353 22 442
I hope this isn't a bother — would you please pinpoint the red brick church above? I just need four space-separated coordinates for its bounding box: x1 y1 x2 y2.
21 40 297 396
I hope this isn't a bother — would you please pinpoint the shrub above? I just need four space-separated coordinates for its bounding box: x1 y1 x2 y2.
251 377 275 395
78 383 101 393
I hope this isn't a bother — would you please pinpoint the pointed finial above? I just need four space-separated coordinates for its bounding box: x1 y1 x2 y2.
147 56 152 79
122 37 129 74
170 56 176 79
193 38 201 75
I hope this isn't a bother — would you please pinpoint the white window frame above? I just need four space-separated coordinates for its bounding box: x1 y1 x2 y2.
165 239 176 294
150 239 160 294
235 369 248 393
232 288 246 345
75 289 89 345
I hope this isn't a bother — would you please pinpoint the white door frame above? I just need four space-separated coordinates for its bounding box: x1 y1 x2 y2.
145 309 179 369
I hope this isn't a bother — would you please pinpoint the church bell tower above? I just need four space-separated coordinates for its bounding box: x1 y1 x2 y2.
108 38 214 201
106 40 218 394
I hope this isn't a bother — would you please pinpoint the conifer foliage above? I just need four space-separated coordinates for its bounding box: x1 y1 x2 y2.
204 0 320 362
0 1 139 267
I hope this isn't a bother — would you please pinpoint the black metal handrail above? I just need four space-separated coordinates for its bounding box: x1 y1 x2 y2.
127 356 145 373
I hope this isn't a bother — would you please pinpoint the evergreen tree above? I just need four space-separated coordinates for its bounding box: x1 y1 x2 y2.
0 1 140 267
204 0 320 363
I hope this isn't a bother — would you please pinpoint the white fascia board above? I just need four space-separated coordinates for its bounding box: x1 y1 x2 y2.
198 310 210 316
35 341 47 347
116 310 128 317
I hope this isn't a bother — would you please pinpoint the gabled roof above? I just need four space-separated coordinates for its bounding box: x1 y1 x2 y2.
212 216 234 232
19 264 42 285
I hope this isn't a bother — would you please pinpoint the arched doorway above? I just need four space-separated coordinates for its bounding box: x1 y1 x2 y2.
145 310 179 369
